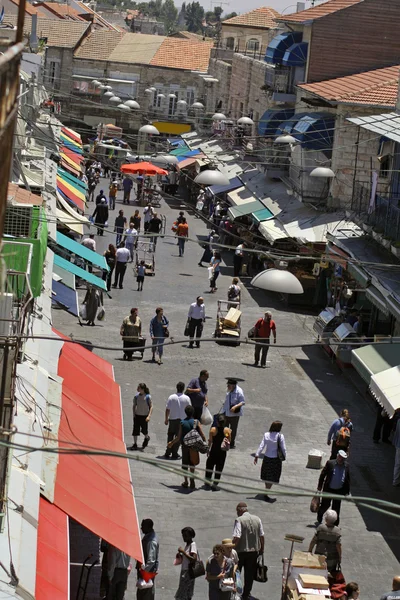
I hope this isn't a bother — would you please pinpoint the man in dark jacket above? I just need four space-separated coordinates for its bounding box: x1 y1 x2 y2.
317 450 350 525
92 198 109 236
147 213 163 247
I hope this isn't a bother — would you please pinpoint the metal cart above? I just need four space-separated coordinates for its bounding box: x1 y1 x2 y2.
123 336 146 360
135 239 155 276
214 300 241 346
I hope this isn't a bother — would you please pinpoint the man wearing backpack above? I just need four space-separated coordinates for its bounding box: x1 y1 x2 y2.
327 409 353 459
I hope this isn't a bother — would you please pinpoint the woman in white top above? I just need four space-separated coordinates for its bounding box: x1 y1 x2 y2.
254 420 286 503
175 527 198 600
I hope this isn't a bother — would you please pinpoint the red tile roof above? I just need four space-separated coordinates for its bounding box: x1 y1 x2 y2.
37 2 85 21
278 0 361 23
223 6 280 28
8 0 47 17
150 38 213 71
7 183 43 205
299 64 400 107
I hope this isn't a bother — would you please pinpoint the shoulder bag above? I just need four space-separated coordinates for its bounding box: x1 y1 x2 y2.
254 554 268 583
183 427 208 454
188 550 205 579
277 434 286 461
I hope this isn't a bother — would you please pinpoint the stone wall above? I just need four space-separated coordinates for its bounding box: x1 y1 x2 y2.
220 24 277 52
208 57 232 114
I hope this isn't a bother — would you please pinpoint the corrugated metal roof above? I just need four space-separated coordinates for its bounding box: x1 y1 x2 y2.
347 112 400 143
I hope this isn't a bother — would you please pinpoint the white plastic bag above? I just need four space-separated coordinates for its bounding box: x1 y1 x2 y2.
136 578 153 589
200 405 213 426
79 304 87 320
208 266 214 280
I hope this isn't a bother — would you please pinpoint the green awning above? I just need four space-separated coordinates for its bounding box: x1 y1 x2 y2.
252 207 274 223
53 254 107 291
55 231 108 271
351 344 400 384
348 263 369 286
228 200 264 220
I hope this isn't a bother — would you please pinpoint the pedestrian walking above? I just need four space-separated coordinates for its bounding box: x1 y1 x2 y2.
198 230 218 266
209 251 221 293
254 420 286 502
164 382 191 459
345 582 360 599
114 210 127 246
113 242 130 289
373 405 392 444
137 519 159 600
109 179 118 210
233 242 246 277
92 198 109 236
222 378 245 449
187 296 206 348
120 308 142 360
327 409 353 459
205 413 231 489
82 285 102 326
168 404 206 489
137 260 146 291
174 527 197 600
129 383 152 451
149 307 169 364
103 244 116 292
195 189 205 214
232 502 264 600
132 209 142 232
148 212 163 247
206 545 235 600
317 450 350 525
168 167 179 196
221 539 238 569
380 578 400 600
122 176 133 204
186 370 209 421
309 509 342 573
227 277 241 308
107 545 130 600
177 218 189 257
88 176 96 202
124 222 138 262
95 189 107 205
82 233 96 252
144 203 155 232
253 311 277 367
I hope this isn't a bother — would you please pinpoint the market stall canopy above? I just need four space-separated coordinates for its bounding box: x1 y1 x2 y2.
56 208 84 236
56 192 90 225
53 254 107 291
370 365 400 418
229 200 272 220
55 231 108 271
351 344 400 384
120 162 167 175
53 266 75 290
56 169 86 211
52 279 79 316
208 176 243 197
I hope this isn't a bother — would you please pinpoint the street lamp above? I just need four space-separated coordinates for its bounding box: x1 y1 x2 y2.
251 269 304 294
275 134 298 144
139 124 160 135
192 102 204 110
124 100 140 109
144 88 153 94
103 91 114 99
212 112 226 121
118 104 131 111
168 93 177 98
194 169 230 186
310 166 335 178
103 85 113 91
92 80 101 87
238 117 254 126
109 96 122 104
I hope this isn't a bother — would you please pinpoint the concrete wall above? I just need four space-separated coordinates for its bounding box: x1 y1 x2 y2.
208 57 232 114
228 54 272 126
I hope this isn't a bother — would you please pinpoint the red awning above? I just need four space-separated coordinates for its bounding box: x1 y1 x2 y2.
36 497 69 600
61 126 82 145
52 330 143 562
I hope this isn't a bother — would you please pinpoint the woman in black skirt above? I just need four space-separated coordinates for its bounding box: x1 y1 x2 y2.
254 421 286 502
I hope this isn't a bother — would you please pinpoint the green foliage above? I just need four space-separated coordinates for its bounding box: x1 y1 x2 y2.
185 1 205 32
161 0 178 32
223 11 237 19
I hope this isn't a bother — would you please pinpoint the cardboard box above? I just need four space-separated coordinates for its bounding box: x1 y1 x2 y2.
223 308 241 328
292 552 327 569
299 574 329 590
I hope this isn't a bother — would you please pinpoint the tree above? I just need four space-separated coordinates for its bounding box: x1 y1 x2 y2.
161 0 178 32
213 6 223 21
177 1 186 26
223 11 237 19
185 1 205 32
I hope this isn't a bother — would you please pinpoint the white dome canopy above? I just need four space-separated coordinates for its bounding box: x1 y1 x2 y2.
251 269 304 294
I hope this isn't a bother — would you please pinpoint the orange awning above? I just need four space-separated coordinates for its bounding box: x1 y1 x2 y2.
36 497 69 600
52 330 143 562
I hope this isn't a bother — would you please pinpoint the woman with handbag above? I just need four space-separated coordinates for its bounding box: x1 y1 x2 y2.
205 414 231 489
149 307 169 365
254 420 286 502
206 545 235 599
168 405 206 489
175 527 198 600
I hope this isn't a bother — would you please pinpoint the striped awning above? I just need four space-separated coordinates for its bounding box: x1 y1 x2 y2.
60 147 83 176
56 168 86 211
60 128 83 155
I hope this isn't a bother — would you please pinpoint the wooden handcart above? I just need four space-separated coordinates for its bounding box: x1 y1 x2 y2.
135 239 155 276
214 300 241 346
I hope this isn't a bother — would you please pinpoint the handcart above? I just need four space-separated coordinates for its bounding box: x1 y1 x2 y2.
214 300 241 346
123 336 146 360
135 238 155 276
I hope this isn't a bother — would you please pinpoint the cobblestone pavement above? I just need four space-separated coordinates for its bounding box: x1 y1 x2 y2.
54 181 400 600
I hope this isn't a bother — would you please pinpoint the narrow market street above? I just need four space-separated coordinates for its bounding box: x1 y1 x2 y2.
54 181 400 600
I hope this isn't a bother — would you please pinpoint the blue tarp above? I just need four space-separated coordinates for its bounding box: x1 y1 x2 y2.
258 109 295 136
56 231 109 270
168 138 186 147
209 176 243 196
265 31 302 64
292 113 335 150
282 42 308 67
171 148 201 158
52 279 79 316
53 254 107 291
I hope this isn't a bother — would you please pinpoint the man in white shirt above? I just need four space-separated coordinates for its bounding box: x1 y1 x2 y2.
187 296 206 349
143 203 155 232
222 378 245 449
234 242 246 277
164 382 191 459
82 234 96 252
123 223 138 263
112 242 130 289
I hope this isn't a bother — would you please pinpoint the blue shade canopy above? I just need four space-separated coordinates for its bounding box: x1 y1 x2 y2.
276 112 310 135
258 109 295 136
265 31 302 64
56 231 109 270
53 255 107 291
209 176 243 196
282 42 308 66
228 200 265 219
168 138 186 147
171 148 201 157
292 113 335 150
52 279 79 316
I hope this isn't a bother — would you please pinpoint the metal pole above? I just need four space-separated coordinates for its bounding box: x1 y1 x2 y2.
351 127 360 211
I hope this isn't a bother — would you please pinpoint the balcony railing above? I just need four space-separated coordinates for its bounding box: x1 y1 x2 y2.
352 183 400 241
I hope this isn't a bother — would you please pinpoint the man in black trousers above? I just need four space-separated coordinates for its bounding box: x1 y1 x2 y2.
317 450 350 525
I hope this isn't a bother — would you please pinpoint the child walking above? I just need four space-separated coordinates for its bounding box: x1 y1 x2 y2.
137 260 145 291
129 383 152 451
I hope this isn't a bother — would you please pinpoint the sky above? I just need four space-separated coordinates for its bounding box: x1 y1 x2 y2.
197 0 312 18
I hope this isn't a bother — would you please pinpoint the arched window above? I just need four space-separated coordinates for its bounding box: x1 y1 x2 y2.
226 37 235 50
246 38 259 52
